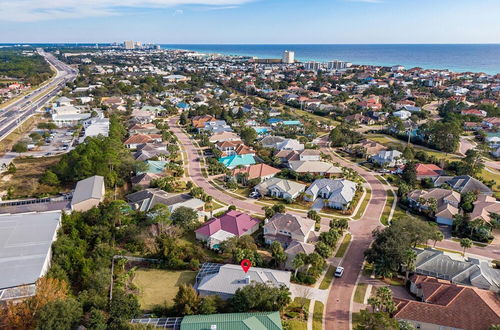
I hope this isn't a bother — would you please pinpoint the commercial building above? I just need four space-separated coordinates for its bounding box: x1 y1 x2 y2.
0 211 62 301
124 40 135 50
304 61 322 71
282 50 295 64
327 60 349 70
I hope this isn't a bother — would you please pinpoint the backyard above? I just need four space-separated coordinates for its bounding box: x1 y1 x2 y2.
132 268 197 310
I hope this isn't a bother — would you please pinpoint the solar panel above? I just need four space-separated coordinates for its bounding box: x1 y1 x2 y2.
130 317 183 328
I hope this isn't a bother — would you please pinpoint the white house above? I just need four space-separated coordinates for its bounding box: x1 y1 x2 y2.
371 150 404 167
304 179 358 210
393 110 412 120
254 178 306 200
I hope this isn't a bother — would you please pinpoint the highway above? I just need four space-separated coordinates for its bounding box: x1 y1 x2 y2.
0 48 77 141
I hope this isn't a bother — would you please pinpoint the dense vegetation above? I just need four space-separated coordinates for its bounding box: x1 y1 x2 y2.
45 115 139 187
0 48 52 85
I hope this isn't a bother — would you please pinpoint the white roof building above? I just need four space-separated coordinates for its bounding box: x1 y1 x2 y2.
0 211 62 301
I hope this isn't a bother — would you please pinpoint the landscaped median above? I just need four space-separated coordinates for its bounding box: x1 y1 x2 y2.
353 187 371 220
335 233 352 258
319 265 336 290
380 190 395 226
353 283 368 304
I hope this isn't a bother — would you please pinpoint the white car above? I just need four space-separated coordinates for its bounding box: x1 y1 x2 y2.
334 266 344 277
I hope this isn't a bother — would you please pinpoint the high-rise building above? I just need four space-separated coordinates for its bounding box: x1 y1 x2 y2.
327 60 348 70
304 61 322 71
124 40 135 50
282 50 295 64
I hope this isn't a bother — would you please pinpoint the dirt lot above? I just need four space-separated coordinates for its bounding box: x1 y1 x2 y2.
0 155 64 199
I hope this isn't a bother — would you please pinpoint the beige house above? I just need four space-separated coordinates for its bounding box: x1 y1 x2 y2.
70 176 105 212
263 213 316 248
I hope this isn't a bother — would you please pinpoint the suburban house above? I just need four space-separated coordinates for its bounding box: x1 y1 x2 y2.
284 241 316 270
0 211 62 302
304 179 358 210
433 175 493 196
195 210 260 250
350 139 387 157
130 173 162 188
133 143 170 161
70 175 105 212
209 131 241 143
413 248 500 292
263 213 316 248
260 135 285 149
218 154 257 169
394 275 500 330
231 163 281 182
191 115 215 129
196 263 291 300
469 195 500 224
275 138 304 151
126 189 204 213
370 150 404 167
407 188 460 225
288 161 342 177
179 312 283 330
415 163 444 179
275 149 321 163
254 178 306 200
124 134 162 149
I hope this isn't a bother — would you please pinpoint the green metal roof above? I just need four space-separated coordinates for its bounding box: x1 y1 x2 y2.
180 312 283 330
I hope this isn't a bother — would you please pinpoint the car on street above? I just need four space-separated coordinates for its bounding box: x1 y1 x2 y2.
334 266 344 277
248 191 260 199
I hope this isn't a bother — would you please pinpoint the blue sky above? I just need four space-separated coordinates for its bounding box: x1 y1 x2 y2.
0 0 499 43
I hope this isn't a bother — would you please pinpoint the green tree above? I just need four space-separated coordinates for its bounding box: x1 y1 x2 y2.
35 297 82 330
459 149 484 176
230 283 291 312
270 241 287 269
198 295 221 315
401 162 417 187
402 249 417 281
292 253 306 277
239 127 258 145
174 284 200 315
170 206 199 230
39 170 60 186
460 238 473 255
354 309 399 330
432 230 444 247
367 287 396 314
12 141 28 153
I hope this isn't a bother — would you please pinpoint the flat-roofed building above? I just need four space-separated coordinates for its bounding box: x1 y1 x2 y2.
0 211 62 301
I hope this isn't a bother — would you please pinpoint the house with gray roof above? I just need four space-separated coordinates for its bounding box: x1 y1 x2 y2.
70 175 105 212
263 213 316 248
126 189 204 213
288 161 342 177
284 241 316 270
0 211 61 301
196 263 291 300
370 149 404 167
254 178 306 201
304 179 358 210
413 248 500 292
433 175 493 196
260 135 285 149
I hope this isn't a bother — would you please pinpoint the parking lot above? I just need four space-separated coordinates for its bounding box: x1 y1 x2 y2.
22 127 77 157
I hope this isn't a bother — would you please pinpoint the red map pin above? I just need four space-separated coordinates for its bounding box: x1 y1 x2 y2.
240 259 252 273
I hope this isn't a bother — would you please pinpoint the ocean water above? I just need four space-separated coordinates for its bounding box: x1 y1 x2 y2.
161 44 500 75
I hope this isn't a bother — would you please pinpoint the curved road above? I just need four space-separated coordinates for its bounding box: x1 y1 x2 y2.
170 118 498 329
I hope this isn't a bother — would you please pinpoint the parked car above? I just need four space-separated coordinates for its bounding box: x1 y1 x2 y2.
334 266 344 277
249 191 260 199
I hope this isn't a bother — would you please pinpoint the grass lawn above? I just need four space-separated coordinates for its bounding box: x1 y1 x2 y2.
312 301 324 330
354 283 368 304
335 233 352 258
284 320 308 330
0 155 65 198
354 188 371 220
319 265 335 290
366 134 461 162
380 190 395 226
352 312 362 328
0 115 41 153
132 268 196 310
479 168 500 195
283 297 310 330
255 199 310 211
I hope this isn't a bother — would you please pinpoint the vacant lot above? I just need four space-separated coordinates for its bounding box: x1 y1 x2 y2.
0 155 63 198
132 268 196 310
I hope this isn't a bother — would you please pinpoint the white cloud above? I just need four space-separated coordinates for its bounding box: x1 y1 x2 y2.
0 0 255 22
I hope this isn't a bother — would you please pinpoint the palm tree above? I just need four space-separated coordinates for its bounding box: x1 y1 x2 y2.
402 249 417 282
460 238 473 255
292 253 306 277
433 231 444 247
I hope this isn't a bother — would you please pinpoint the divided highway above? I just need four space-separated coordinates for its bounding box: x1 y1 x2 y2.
0 49 77 141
